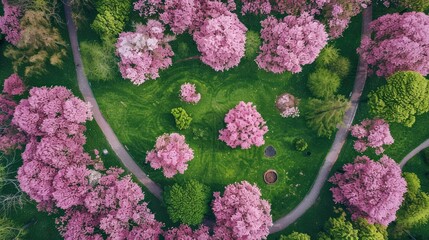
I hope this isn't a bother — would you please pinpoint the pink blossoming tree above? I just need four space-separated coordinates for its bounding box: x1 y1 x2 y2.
274 0 328 15
12 86 92 138
133 0 162 16
193 13 247 71
350 118 394 155
180 83 201 104
357 12 429 77
146 133 194 178
0 96 26 153
329 155 407 226
239 0 272 15
256 13 328 74
219 101 268 149
212 181 273 239
0 0 22 45
3 73 25 96
116 20 175 85
160 0 197 34
164 224 211 240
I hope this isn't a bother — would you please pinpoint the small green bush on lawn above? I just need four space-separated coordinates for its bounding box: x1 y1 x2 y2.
294 138 308 152
164 180 211 226
171 107 192 130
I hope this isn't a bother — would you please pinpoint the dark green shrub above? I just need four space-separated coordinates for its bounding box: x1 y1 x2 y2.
307 68 341 99
171 107 192 130
294 138 308 152
164 180 211 225
330 56 351 79
177 42 190 58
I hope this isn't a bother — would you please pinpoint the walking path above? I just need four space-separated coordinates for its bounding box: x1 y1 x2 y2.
270 6 373 233
400 139 429 168
63 1 163 200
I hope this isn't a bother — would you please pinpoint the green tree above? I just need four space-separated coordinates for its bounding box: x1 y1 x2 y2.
395 172 429 232
293 138 308 152
330 56 350 79
80 41 117 81
164 180 211 225
398 0 429 12
171 107 192 130
280 231 311 240
318 210 359 240
368 71 429 127
307 68 341 98
316 45 340 67
245 31 261 60
355 218 387 240
91 0 132 42
0 216 26 240
305 95 350 138
4 10 67 77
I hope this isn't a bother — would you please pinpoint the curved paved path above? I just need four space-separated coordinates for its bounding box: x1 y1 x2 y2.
63 1 163 200
270 6 373 233
400 139 429 168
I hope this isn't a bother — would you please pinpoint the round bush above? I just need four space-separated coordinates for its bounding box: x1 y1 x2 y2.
245 30 261 60
331 56 351 79
294 138 308 152
316 45 340 67
307 68 341 98
171 107 192 130
164 180 211 226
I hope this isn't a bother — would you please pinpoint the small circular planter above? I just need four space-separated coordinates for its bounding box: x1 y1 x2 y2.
264 170 278 184
264 145 277 157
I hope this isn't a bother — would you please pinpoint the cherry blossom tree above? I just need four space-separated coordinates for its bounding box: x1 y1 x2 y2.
212 181 273 239
12 86 92 137
0 0 22 45
329 155 407 226
133 0 162 17
0 96 26 153
276 93 299 118
164 224 211 240
193 13 247 71
256 13 328 74
357 12 429 77
239 0 272 15
160 0 197 34
146 133 194 178
116 20 175 85
219 101 268 149
180 83 201 104
273 0 328 15
3 74 25 96
350 118 394 155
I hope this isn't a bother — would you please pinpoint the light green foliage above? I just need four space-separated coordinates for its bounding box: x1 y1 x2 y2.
355 218 387 240
306 95 350 138
318 210 359 240
399 0 429 11
280 232 311 240
316 45 340 67
91 0 132 42
395 172 429 231
330 57 350 79
164 180 211 225
307 68 341 98
368 71 429 127
171 107 192 130
294 138 308 152
0 217 26 240
245 31 261 60
80 41 117 81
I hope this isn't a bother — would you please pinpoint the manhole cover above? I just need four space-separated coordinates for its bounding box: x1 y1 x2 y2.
264 145 276 157
264 170 278 184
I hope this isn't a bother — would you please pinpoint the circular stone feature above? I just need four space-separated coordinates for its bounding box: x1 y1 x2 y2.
264 170 278 184
264 145 277 157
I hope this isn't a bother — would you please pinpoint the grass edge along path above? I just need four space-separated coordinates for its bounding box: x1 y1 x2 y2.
400 139 429 168
63 0 163 200
269 5 372 233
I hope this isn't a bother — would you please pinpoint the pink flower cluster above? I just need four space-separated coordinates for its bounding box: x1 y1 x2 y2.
329 155 407 226
133 0 162 16
116 20 175 85
239 0 272 15
212 181 273 239
276 94 299 118
3 73 25 96
219 101 268 149
146 133 194 178
160 0 197 34
358 12 429 77
0 0 22 45
180 83 201 104
193 13 247 71
274 0 328 15
350 118 394 155
12 86 92 137
256 13 328 74
164 224 211 240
